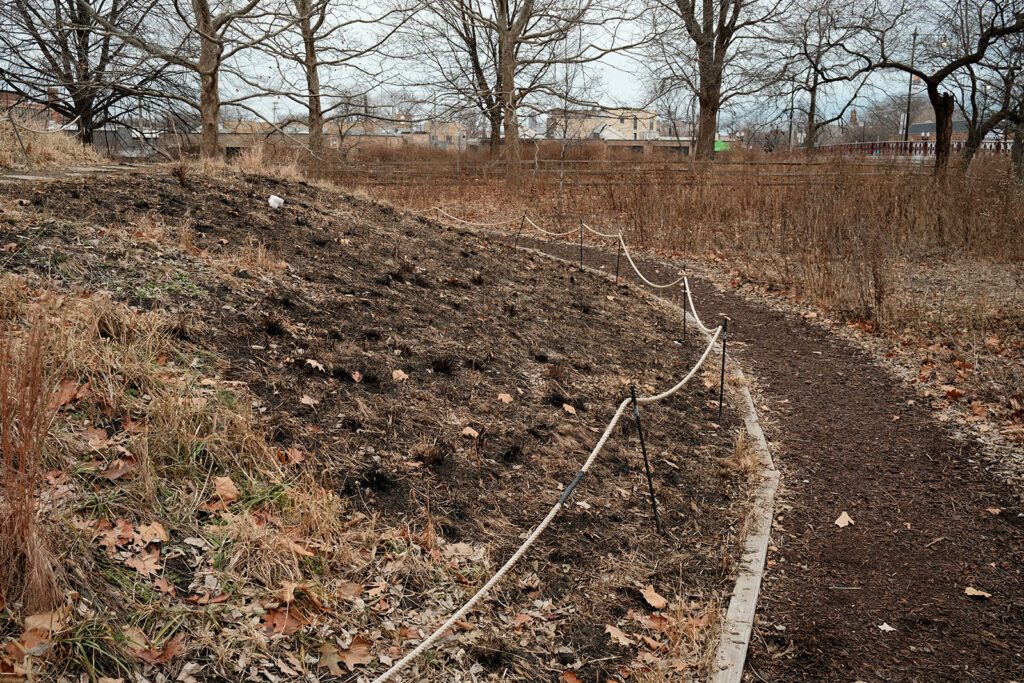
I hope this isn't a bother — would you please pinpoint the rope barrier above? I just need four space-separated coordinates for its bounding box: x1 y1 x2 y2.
683 277 717 334
372 325 723 683
431 208 687 289
9 115 81 134
434 207 523 227
525 215 579 237
615 236 685 289
580 221 621 240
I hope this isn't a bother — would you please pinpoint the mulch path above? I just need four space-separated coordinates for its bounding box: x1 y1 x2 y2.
510 232 1024 681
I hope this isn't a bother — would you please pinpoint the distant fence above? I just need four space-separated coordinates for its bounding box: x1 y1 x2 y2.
816 140 1012 158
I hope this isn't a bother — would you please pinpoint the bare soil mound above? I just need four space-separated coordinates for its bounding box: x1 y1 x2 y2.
0 170 750 680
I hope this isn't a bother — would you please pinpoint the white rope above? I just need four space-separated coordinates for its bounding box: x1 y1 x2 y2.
524 215 579 237
9 115 81 134
434 207 523 227
373 326 723 683
617 236 685 289
683 277 717 334
581 221 621 240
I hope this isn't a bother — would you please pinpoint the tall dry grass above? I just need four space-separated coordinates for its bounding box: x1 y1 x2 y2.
319 148 1022 328
0 120 103 168
0 307 59 614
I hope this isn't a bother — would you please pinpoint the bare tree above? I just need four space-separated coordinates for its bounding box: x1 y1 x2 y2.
854 0 1024 168
949 34 1023 161
88 0 293 159
646 0 790 160
779 0 871 148
242 0 412 154
404 0 645 171
0 0 193 143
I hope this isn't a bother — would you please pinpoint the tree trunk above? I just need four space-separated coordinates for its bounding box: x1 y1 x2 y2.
297 2 322 155
694 53 721 160
487 109 502 158
198 30 222 161
73 98 95 145
695 93 718 160
806 83 818 149
929 85 954 170
498 33 519 176
962 126 983 165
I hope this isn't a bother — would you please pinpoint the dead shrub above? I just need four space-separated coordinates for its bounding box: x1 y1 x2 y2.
721 430 759 478
0 309 59 614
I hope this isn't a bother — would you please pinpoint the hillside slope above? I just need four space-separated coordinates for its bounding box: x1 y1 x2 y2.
0 169 749 681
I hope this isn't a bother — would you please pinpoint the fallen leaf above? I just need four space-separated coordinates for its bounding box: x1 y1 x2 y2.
964 586 992 599
137 522 168 544
562 403 577 415
153 578 176 596
341 635 373 670
641 634 664 651
283 446 305 465
392 369 408 381
497 392 513 404
560 672 582 683
351 371 363 383
101 456 136 481
83 426 108 447
51 378 83 409
24 606 69 633
213 476 239 503
279 581 304 603
259 606 306 635
985 508 1001 515
132 633 184 665
124 548 162 577
878 622 896 632
641 585 668 611
306 359 325 372
605 624 635 646
834 511 854 528
98 518 135 554
338 582 361 598
319 642 343 676
461 426 479 439
3 243 17 252
300 394 320 406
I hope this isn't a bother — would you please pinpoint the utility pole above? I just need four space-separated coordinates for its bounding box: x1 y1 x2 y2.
903 29 919 142
788 90 796 149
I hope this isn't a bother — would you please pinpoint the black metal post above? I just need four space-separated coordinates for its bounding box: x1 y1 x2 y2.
682 281 688 339
718 319 728 421
578 221 584 271
514 213 526 249
630 386 663 535
614 240 621 284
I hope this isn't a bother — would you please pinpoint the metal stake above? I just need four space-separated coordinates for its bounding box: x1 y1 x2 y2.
578 221 584 271
614 239 621 284
682 281 688 339
630 386 663 535
514 213 526 249
718 319 728 421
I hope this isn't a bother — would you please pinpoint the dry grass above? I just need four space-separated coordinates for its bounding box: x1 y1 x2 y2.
721 431 759 478
233 143 304 181
0 306 59 615
0 121 103 169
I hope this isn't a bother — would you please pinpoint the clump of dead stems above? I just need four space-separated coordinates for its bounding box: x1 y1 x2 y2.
0 307 59 614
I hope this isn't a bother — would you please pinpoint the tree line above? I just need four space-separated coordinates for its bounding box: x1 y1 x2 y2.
1 0 1022 169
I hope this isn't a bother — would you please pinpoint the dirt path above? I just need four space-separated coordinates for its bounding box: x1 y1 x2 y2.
507 233 1024 681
